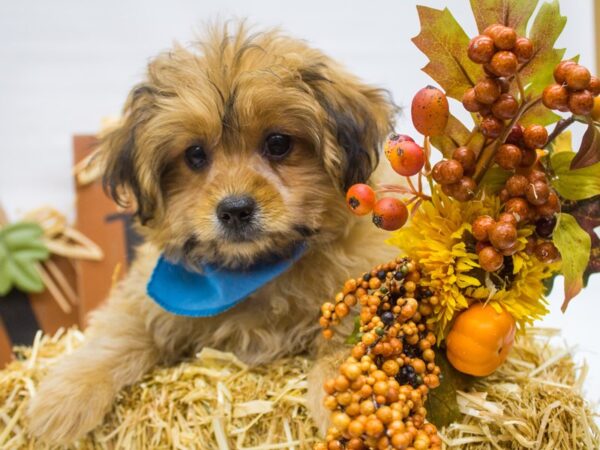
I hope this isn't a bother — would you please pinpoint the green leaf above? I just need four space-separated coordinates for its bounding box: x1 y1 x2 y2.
551 130 574 153
561 196 600 286
480 166 511 194
0 221 49 295
345 316 363 345
412 6 483 101
518 0 567 97
519 100 561 127
571 123 600 169
430 114 472 158
426 352 475 428
470 0 538 36
0 222 44 250
550 152 600 200
7 256 44 293
553 213 591 311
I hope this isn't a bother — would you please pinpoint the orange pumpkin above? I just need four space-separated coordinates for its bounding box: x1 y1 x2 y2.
446 303 516 376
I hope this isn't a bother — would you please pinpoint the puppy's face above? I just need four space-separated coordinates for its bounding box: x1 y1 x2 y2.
101 26 395 268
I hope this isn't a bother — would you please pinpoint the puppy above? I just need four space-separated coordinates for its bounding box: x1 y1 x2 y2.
27 23 397 444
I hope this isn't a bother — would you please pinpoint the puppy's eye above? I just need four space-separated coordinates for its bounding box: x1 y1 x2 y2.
263 133 292 160
184 145 208 170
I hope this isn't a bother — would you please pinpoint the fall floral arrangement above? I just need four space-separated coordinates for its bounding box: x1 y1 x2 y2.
315 1 600 449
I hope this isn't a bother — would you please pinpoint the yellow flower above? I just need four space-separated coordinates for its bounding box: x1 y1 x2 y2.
387 188 559 339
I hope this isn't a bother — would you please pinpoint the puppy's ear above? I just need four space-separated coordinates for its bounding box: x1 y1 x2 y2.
302 62 397 190
100 84 161 224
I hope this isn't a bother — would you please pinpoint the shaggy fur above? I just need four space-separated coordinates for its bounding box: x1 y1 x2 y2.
27 23 398 444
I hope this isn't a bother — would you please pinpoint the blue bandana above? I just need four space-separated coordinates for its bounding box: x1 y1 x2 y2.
147 243 307 317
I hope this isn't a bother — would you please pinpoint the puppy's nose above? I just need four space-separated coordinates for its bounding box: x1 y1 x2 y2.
217 196 257 229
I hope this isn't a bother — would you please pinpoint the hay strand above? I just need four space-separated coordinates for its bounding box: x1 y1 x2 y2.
0 328 597 449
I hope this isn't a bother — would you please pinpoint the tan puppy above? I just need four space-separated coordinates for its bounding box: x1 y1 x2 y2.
27 23 397 444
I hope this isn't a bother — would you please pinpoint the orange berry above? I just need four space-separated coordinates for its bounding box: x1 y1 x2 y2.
565 64 591 90
372 198 409 231
468 35 495 63
490 51 518 77
346 184 376 216
411 85 450 136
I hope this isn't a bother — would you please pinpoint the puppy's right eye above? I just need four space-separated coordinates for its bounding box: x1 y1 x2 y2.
184 145 208 170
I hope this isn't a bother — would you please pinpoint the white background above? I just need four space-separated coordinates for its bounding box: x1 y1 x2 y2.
1 1 598 407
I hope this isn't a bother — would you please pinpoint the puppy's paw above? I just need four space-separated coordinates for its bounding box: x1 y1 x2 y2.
27 369 115 445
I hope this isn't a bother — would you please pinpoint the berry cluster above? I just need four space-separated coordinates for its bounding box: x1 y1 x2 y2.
543 61 600 115
346 133 430 232
317 258 442 450
431 147 477 201
472 165 560 272
463 25 533 138
346 183 409 232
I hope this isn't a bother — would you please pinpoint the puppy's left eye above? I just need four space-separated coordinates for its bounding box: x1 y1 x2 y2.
263 133 292 160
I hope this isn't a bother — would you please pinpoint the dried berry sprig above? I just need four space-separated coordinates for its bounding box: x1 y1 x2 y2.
316 258 443 450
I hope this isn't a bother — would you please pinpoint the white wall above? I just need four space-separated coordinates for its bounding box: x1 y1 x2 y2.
1 0 599 405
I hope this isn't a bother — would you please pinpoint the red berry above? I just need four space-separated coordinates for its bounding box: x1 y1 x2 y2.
542 84 570 111
384 134 414 158
536 191 560 217
432 159 463 184
534 241 560 262
490 51 518 77
565 64 591 91
506 123 524 146
526 180 550 206
519 147 538 167
462 88 485 112
505 197 531 222
589 76 600 96
451 177 477 202
411 86 450 136
554 61 577 84
495 144 522 170
523 125 548 149
387 140 426 176
480 115 504 138
472 215 496 241
372 198 408 231
468 35 495 63
474 78 501 105
492 93 519 120
478 246 504 272
452 146 477 174
346 184 376 216
489 26 517 50
568 90 594 115
514 37 533 62
489 222 518 250
505 174 528 197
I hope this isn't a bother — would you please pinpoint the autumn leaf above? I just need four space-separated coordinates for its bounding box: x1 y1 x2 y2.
412 6 483 101
470 0 538 36
518 0 567 97
550 151 600 200
570 122 600 169
430 114 472 158
562 196 600 286
552 213 591 311
426 352 474 428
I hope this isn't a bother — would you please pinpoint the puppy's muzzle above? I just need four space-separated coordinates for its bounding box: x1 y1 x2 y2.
217 195 259 239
